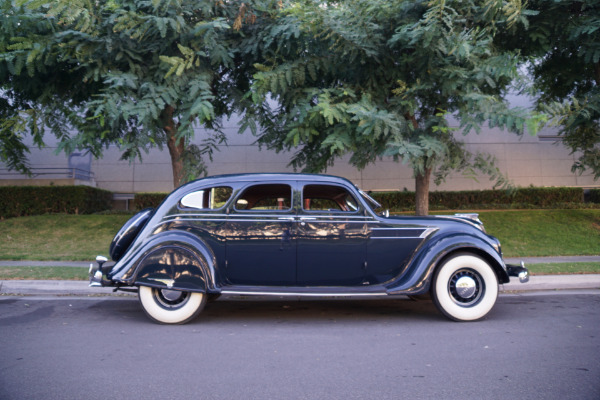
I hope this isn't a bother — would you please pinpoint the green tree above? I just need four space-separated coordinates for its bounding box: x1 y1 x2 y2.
243 0 539 215
0 0 261 186
500 0 600 179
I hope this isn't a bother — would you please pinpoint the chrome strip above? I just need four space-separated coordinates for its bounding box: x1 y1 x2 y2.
370 237 423 240
371 227 426 231
419 228 438 238
221 290 387 297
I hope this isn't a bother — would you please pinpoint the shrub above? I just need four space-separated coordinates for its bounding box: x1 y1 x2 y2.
133 192 168 210
371 187 585 212
0 186 113 218
589 189 600 204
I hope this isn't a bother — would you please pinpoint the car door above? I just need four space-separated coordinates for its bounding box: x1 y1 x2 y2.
223 182 297 286
296 182 368 286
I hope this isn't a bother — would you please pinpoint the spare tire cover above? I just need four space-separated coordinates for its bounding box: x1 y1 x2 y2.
109 208 153 262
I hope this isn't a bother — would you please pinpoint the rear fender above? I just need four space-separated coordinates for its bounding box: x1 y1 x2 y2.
112 231 216 293
387 233 508 295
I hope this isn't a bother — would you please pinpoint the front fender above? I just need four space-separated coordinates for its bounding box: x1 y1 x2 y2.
109 231 217 292
386 233 508 295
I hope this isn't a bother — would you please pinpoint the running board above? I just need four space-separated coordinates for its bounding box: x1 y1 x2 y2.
220 285 389 298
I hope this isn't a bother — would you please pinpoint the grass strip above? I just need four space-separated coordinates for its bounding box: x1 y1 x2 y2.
0 213 132 261
0 267 88 280
527 262 600 275
0 210 598 261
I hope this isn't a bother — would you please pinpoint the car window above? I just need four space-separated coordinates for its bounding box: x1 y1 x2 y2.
180 186 233 210
235 184 292 211
302 184 359 212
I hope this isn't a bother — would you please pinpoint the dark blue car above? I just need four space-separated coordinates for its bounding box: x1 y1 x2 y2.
90 173 528 324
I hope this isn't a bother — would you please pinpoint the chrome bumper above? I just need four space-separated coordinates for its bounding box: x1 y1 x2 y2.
506 261 529 283
89 256 112 287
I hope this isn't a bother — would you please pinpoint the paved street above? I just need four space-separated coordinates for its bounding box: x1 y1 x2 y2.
1 293 599 400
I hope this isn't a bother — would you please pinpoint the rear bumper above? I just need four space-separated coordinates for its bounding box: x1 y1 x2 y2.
88 257 115 287
506 262 529 283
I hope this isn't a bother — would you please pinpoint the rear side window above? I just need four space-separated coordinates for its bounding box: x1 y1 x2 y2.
180 186 233 210
235 184 292 211
303 184 359 212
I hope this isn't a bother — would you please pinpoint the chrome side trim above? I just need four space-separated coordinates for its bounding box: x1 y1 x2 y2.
369 227 437 239
419 228 438 238
221 290 388 297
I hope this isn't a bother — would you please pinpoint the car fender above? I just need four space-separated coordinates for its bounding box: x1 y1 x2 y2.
109 208 153 262
111 231 217 293
386 233 508 295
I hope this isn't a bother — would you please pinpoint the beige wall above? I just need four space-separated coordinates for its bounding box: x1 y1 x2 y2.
2 109 597 193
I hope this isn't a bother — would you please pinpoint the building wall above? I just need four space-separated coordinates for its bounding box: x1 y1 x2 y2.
1 101 597 193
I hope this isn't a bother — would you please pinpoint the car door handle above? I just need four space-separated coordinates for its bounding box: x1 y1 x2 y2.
299 217 317 226
277 217 295 221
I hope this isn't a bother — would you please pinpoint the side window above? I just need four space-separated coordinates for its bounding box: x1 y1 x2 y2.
180 186 233 210
302 184 359 212
235 184 292 211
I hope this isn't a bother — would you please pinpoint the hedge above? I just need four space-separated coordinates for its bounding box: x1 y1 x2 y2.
589 189 600 204
133 187 588 212
371 187 585 211
0 186 113 219
133 192 168 210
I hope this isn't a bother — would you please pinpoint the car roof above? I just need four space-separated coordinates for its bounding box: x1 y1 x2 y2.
183 173 357 188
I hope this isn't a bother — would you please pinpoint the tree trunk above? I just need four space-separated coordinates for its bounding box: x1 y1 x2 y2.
162 105 185 188
415 167 432 216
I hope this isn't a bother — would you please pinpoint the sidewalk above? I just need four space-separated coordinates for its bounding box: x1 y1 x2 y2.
1 257 599 296
1 275 599 297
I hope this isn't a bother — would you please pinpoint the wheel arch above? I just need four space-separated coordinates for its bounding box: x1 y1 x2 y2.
387 233 509 295
436 246 508 284
112 231 217 293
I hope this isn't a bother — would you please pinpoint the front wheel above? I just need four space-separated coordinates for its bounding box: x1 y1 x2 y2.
431 254 499 322
138 286 206 324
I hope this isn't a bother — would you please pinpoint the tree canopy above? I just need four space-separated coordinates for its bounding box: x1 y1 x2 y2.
499 0 600 179
242 0 539 214
0 0 266 185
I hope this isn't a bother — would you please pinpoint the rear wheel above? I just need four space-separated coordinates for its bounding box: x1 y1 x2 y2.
431 254 498 321
138 286 206 324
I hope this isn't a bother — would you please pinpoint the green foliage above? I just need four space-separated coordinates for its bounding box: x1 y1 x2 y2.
372 187 585 212
589 189 600 203
242 0 541 214
0 0 262 183
133 192 168 210
499 0 600 179
0 185 113 218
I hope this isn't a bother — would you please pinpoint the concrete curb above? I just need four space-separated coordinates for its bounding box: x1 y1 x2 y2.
0 280 127 296
2 275 600 297
500 274 600 292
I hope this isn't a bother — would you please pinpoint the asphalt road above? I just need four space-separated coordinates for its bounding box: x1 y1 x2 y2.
1 293 599 400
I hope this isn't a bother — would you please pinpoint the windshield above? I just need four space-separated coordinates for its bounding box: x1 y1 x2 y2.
358 189 382 212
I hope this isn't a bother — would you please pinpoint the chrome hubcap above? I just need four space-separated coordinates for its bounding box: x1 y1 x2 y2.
154 288 190 310
455 276 477 299
448 269 484 306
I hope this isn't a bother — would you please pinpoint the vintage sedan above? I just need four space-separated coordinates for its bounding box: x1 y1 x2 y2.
90 173 528 324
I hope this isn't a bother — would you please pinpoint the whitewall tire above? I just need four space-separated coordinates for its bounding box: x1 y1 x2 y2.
431 254 499 322
138 286 206 324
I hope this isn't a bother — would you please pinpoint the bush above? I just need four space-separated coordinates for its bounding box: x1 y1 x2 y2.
0 186 113 218
133 192 168 210
133 187 589 212
589 189 600 204
371 187 585 212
